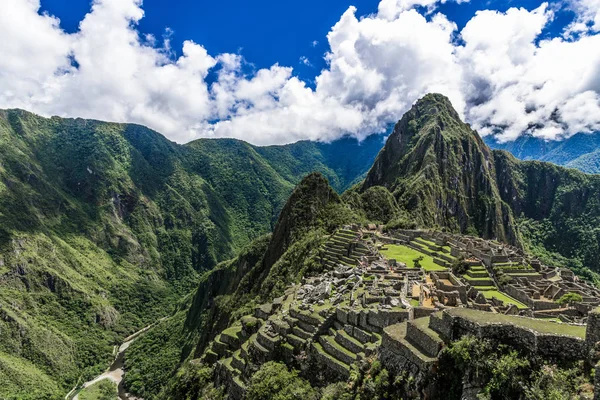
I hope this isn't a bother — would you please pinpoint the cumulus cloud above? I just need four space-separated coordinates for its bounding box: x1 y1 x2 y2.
0 0 599 144
566 0 600 33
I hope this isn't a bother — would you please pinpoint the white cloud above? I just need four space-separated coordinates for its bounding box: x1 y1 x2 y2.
299 56 312 66
566 0 600 33
458 3 600 141
378 0 470 20
0 0 599 145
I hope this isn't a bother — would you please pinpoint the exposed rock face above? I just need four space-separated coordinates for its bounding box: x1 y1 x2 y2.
362 94 600 272
363 94 519 245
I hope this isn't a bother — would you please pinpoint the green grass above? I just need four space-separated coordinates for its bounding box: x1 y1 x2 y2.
410 299 420 307
473 286 497 291
447 308 586 338
480 290 528 309
78 379 118 400
380 244 447 271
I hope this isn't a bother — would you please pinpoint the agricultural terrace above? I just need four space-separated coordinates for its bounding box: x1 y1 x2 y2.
380 244 447 272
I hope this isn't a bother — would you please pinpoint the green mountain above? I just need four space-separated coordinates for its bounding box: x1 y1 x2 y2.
0 109 381 399
120 94 600 400
485 131 600 174
358 94 600 275
3 94 600 399
361 93 519 244
566 149 600 173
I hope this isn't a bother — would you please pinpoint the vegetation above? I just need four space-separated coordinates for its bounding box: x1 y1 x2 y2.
438 335 593 400
3 93 600 399
380 244 446 271
451 257 470 275
557 292 583 306
413 255 424 269
124 173 362 396
0 110 377 399
77 380 118 400
246 362 319 400
479 290 528 309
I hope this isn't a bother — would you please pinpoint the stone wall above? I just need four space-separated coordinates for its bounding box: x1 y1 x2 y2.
595 362 600 400
406 322 442 357
587 308 600 349
504 285 534 308
414 307 438 319
440 309 587 361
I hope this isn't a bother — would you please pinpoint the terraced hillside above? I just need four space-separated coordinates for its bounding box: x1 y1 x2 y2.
199 275 598 399
319 228 370 269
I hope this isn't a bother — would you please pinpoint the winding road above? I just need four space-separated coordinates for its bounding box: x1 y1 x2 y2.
66 318 167 400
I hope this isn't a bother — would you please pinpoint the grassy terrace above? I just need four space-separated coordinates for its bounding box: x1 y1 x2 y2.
447 308 586 338
77 380 118 400
480 290 528 309
380 244 447 271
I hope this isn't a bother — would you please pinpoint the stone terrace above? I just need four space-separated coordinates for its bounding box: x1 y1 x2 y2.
207 227 600 399
379 229 600 323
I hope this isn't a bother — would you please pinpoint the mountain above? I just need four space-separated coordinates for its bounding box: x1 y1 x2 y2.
362 93 519 244
358 94 600 275
485 132 600 174
120 94 600 399
3 95 600 399
0 109 381 399
122 173 360 398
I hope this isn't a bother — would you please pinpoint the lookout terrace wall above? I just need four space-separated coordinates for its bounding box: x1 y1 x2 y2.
587 308 600 348
595 363 600 400
439 309 588 361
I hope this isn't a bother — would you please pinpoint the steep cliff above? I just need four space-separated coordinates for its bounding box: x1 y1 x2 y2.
363 94 519 245
362 93 599 273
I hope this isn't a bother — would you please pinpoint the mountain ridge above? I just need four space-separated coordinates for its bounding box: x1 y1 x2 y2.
485 131 600 174
0 108 382 399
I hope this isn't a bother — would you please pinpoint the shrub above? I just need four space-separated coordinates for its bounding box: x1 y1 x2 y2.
246 362 319 400
557 293 583 306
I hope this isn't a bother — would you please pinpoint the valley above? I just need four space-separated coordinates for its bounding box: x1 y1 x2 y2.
1 94 600 399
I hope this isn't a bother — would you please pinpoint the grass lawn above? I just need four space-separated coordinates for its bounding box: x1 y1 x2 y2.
410 299 420 307
78 379 118 400
473 286 496 291
481 290 528 309
447 308 586 338
380 245 446 271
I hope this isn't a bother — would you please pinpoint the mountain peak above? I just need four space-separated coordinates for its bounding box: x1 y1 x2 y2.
412 93 459 119
363 93 519 244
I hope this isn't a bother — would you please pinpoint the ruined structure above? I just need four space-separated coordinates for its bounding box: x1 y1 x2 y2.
204 227 600 399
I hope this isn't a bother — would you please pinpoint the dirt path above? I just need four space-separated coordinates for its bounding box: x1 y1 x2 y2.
67 318 167 400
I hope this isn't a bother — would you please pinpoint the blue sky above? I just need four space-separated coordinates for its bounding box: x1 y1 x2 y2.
39 0 576 85
2 0 599 144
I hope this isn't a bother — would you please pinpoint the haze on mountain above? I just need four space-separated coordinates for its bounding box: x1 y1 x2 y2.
486 132 600 174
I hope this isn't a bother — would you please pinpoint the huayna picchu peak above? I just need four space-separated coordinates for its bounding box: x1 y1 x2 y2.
2 94 600 400
363 93 520 246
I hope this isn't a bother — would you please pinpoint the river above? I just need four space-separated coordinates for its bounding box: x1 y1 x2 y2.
67 318 166 400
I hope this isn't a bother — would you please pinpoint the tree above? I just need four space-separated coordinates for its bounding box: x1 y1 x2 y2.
246 362 319 400
451 257 470 275
413 256 424 269
557 293 583 306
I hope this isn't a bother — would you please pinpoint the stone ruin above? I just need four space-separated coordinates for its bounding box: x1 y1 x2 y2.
205 226 600 399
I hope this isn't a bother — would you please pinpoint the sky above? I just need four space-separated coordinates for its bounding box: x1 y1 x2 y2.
1 0 600 145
